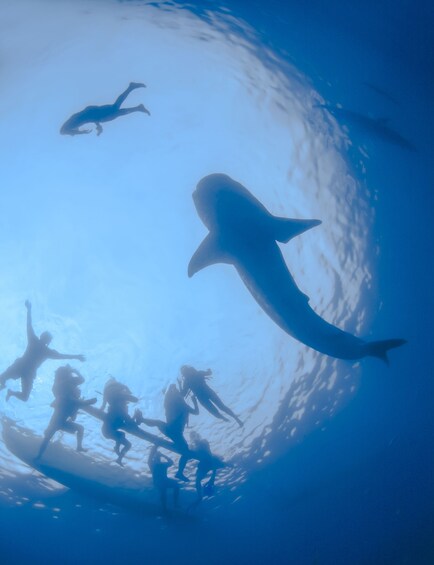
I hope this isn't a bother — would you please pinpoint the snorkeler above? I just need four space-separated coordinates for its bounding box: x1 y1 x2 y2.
180 365 243 427
60 82 150 136
101 377 139 466
148 445 180 513
188 431 225 510
36 365 96 460
0 301 86 402
135 383 199 481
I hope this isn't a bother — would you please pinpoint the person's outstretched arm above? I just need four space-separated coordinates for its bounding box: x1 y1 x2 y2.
25 300 37 342
48 350 86 362
70 368 85 385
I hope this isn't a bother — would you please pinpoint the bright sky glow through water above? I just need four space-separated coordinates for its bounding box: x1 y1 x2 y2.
0 0 373 498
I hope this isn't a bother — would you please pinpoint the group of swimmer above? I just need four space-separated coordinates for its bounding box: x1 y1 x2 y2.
1 302 242 512
2 80 407 515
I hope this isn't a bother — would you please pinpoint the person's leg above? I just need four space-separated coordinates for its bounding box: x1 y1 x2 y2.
113 105 150 118
7 376 33 402
138 417 168 438
113 83 146 108
103 426 124 457
138 416 163 428
59 421 87 452
36 426 57 460
0 361 21 390
208 391 243 427
199 397 229 422
175 447 190 482
195 474 203 503
204 469 216 495
165 479 180 509
66 422 86 452
116 437 132 466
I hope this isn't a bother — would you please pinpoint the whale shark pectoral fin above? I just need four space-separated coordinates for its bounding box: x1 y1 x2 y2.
272 217 322 243
188 234 229 278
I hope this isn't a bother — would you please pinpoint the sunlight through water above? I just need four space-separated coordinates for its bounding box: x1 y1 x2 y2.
0 0 373 506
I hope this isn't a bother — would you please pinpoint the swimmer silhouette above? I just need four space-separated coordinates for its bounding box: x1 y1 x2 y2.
60 82 150 136
36 366 96 460
135 383 199 481
148 445 180 513
100 378 139 466
180 365 243 427
189 174 406 363
189 432 225 510
0 301 85 401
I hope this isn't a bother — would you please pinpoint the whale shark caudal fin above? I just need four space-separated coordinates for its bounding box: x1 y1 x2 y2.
271 217 322 243
365 339 407 365
188 234 229 277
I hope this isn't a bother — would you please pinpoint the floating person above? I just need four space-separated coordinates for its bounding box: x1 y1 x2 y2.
188 431 225 510
36 365 97 460
101 377 139 466
148 445 180 514
60 82 150 136
0 301 86 402
135 383 199 481
188 174 406 363
180 365 243 427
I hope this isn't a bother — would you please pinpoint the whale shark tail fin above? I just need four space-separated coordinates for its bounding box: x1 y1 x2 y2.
366 339 407 364
272 217 322 243
188 234 229 277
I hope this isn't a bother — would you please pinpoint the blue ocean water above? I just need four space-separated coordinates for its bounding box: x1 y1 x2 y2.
0 1 433 563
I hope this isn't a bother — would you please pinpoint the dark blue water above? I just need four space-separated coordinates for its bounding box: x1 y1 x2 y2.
1 1 433 563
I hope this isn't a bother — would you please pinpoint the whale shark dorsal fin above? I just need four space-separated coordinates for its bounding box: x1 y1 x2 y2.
188 234 229 278
272 217 322 243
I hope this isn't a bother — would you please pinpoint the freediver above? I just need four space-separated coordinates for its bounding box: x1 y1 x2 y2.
60 82 150 136
36 365 97 460
180 365 243 427
101 377 139 466
188 431 225 510
0 301 86 402
134 383 199 481
148 445 180 513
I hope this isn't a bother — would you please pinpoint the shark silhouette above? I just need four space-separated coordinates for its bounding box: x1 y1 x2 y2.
188 174 406 363
319 104 416 152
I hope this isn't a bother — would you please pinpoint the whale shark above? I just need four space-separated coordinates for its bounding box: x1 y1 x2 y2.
188 173 406 363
